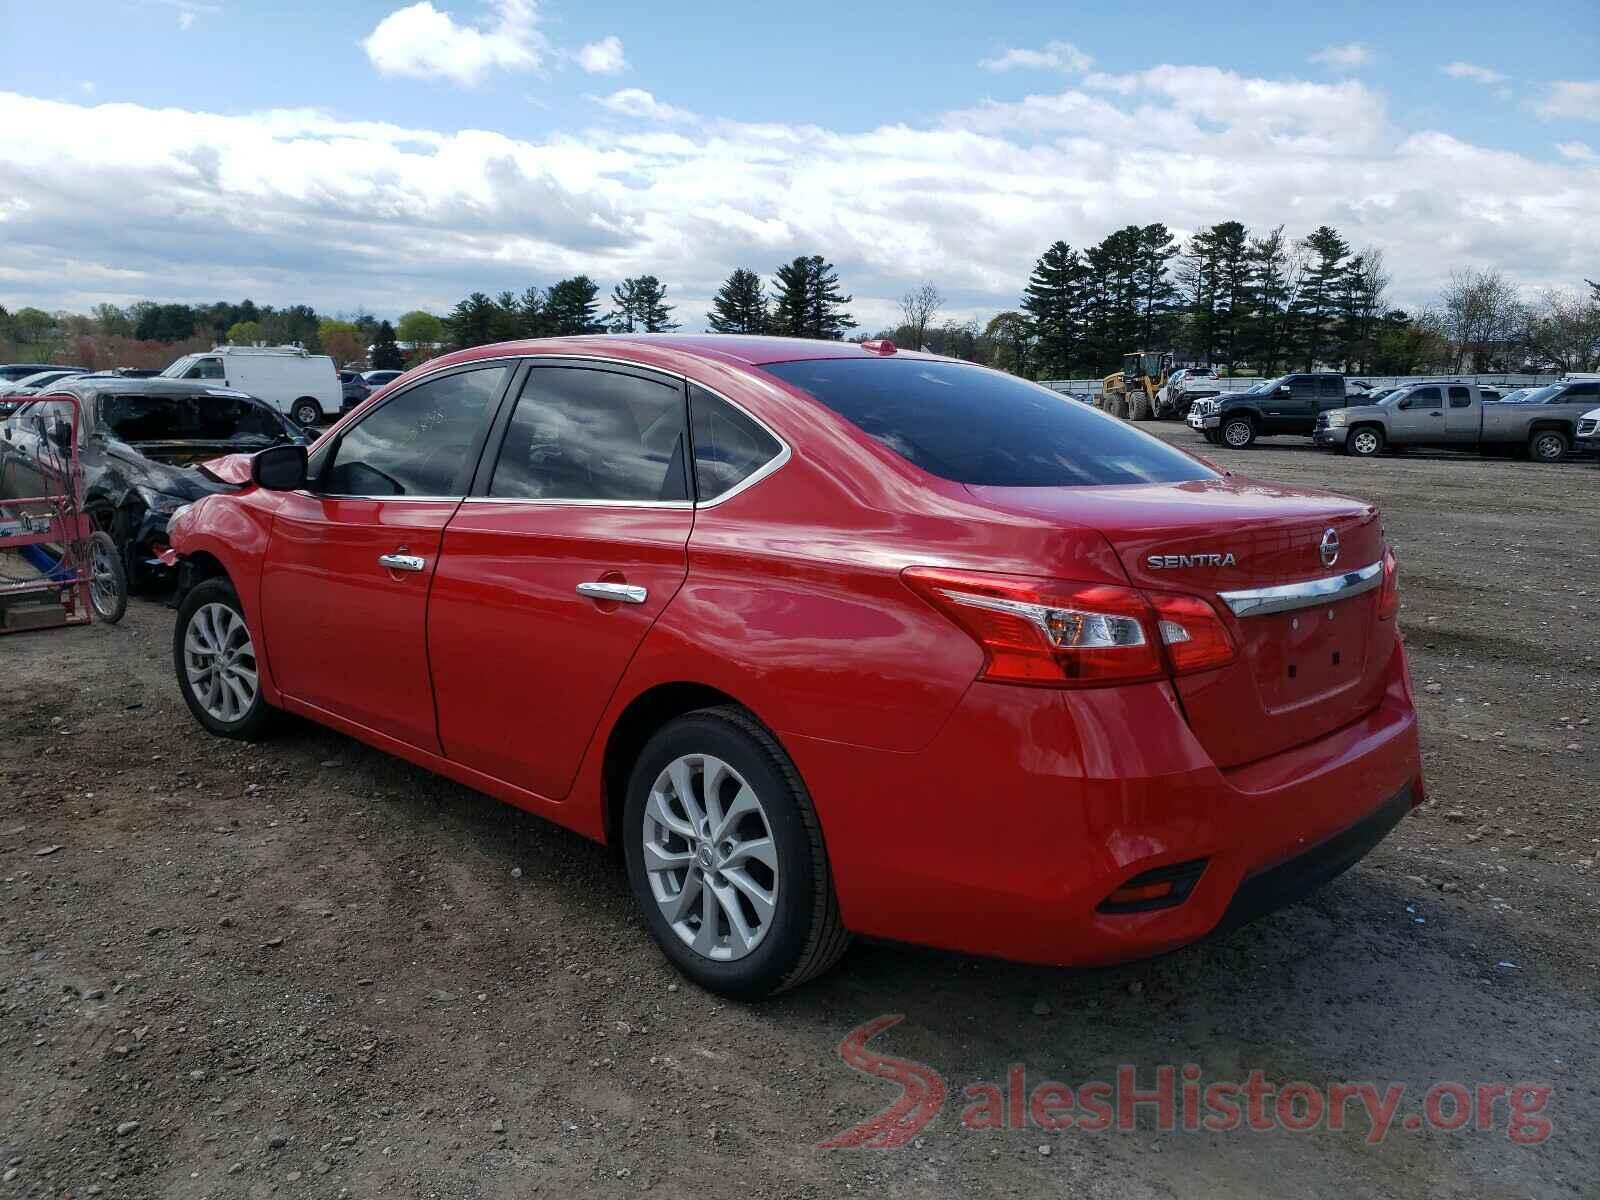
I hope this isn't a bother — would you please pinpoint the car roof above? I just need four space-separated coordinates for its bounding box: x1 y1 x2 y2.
418 334 949 377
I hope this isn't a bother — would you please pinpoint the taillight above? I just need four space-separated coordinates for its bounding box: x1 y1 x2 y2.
902 568 1164 687
1147 592 1236 675
1378 547 1399 620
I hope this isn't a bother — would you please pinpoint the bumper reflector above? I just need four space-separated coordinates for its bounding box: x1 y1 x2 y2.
1097 859 1208 914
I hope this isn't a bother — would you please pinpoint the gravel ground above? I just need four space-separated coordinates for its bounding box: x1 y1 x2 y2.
1 430 1596 1198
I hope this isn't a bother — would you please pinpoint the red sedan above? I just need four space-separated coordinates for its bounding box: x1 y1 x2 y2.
166 336 1423 998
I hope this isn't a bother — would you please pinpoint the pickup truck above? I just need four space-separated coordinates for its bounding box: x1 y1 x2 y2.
1313 378 1600 461
1186 373 1353 447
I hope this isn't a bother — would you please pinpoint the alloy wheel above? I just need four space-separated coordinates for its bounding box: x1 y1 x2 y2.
183 602 259 723
1352 430 1380 455
641 753 778 962
1223 421 1252 447
1534 434 1563 461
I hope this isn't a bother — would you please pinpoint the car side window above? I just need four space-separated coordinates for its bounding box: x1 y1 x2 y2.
1448 386 1471 409
1406 387 1442 409
184 357 224 381
488 366 688 502
690 385 783 502
1558 382 1599 403
324 365 507 497
1318 377 1342 398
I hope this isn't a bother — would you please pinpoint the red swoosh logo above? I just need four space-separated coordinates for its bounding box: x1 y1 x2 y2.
818 1014 946 1149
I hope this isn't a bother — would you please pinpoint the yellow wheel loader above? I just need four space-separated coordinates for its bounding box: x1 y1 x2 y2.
1099 351 1171 421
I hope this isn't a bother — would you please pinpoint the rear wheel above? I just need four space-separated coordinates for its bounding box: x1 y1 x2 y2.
290 397 323 427
623 706 849 998
173 578 276 740
1221 415 1256 448
1528 429 1568 462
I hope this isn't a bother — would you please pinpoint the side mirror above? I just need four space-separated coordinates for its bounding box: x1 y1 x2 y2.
252 444 308 491
1397 399 1410 411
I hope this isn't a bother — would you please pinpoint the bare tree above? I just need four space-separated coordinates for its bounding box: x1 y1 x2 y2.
899 283 944 351
1438 267 1524 371
1519 287 1600 372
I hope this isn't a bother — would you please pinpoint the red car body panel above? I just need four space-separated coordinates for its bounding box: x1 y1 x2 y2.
167 335 1424 968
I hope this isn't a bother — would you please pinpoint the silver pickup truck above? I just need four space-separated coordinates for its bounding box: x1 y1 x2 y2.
1313 379 1600 462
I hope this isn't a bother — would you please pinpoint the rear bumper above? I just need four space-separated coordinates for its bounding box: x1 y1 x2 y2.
787 640 1422 967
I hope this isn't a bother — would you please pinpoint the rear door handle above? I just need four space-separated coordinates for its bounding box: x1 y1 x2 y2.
576 581 647 604
379 553 426 573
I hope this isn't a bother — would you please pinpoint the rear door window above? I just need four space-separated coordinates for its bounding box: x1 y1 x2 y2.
323 365 507 497
487 366 689 502
763 359 1216 487
690 385 783 501
1448 386 1472 409
1555 382 1599 404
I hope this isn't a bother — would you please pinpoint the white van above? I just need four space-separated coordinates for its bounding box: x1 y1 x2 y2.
161 346 341 427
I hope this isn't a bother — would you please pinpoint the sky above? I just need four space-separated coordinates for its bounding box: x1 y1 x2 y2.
1 0 1597 333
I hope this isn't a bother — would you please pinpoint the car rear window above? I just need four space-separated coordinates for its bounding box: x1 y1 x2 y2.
762 358 1217 487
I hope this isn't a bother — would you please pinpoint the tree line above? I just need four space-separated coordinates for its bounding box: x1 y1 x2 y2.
5 240 1596 378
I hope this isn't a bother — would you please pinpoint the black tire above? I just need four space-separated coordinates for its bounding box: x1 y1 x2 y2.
87 531 127 624
1528 429 1568 463
1203 429 1222 445
1220 415 1256 448
172 577 277 741
290 397 323 427
1346 425 1385 457
623 706 850 999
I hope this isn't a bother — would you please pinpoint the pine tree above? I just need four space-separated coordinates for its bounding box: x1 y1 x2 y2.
1134 223 1179 351
1289 225 1350 370
1243 226 1299 376
1021 242 1087 377
490 291 524 342
707 268 769 333
543 276 605 336
1210 222 1252 373
770 256 855 339
446 292 497 348
608 275 679 333
370 320 404 370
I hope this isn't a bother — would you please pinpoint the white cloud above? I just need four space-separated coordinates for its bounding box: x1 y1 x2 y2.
1442 61 1506 85
1536 80 1600 121
1 75 1597 327
1556 140 1595 161
177 10 194 29
575 35 627 75
979 41 1092 74
591 88 694 122
1309 42 1372 69
362 0 545 86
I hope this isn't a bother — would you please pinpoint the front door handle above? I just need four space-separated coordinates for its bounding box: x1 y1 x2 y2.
379 553 426 573
576 581 647 604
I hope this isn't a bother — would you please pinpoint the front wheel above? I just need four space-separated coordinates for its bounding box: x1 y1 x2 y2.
290 398 323 427
87 531 127 624
173 577 276 740
1203 429 1222 445
1346 426 1384 457
1220 416 1256 448
1529 429 1568 462
623 707 850 999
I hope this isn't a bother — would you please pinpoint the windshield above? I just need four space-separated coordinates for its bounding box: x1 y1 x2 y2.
763 358 1218 487
159 356 197 380
100 393 291 444
1379 388 1411 406
1517 384 1564 405
1243 376 1285 395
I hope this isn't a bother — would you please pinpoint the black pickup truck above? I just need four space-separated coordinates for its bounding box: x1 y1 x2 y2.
1185 373 1355 448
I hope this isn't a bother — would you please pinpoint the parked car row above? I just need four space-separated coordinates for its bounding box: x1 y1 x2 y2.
1185 372 1598 463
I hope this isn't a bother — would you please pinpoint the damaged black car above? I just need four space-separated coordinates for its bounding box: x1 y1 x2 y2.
0 378 310 587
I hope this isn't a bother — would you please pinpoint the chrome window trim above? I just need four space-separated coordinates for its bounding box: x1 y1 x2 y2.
460 497 693 510
1219 559 1384 619
306 350 793 509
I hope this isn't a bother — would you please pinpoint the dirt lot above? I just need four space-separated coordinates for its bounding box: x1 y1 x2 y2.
2 431 1597 1199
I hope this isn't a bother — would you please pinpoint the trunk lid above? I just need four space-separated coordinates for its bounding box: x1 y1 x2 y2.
965 477 1394 767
